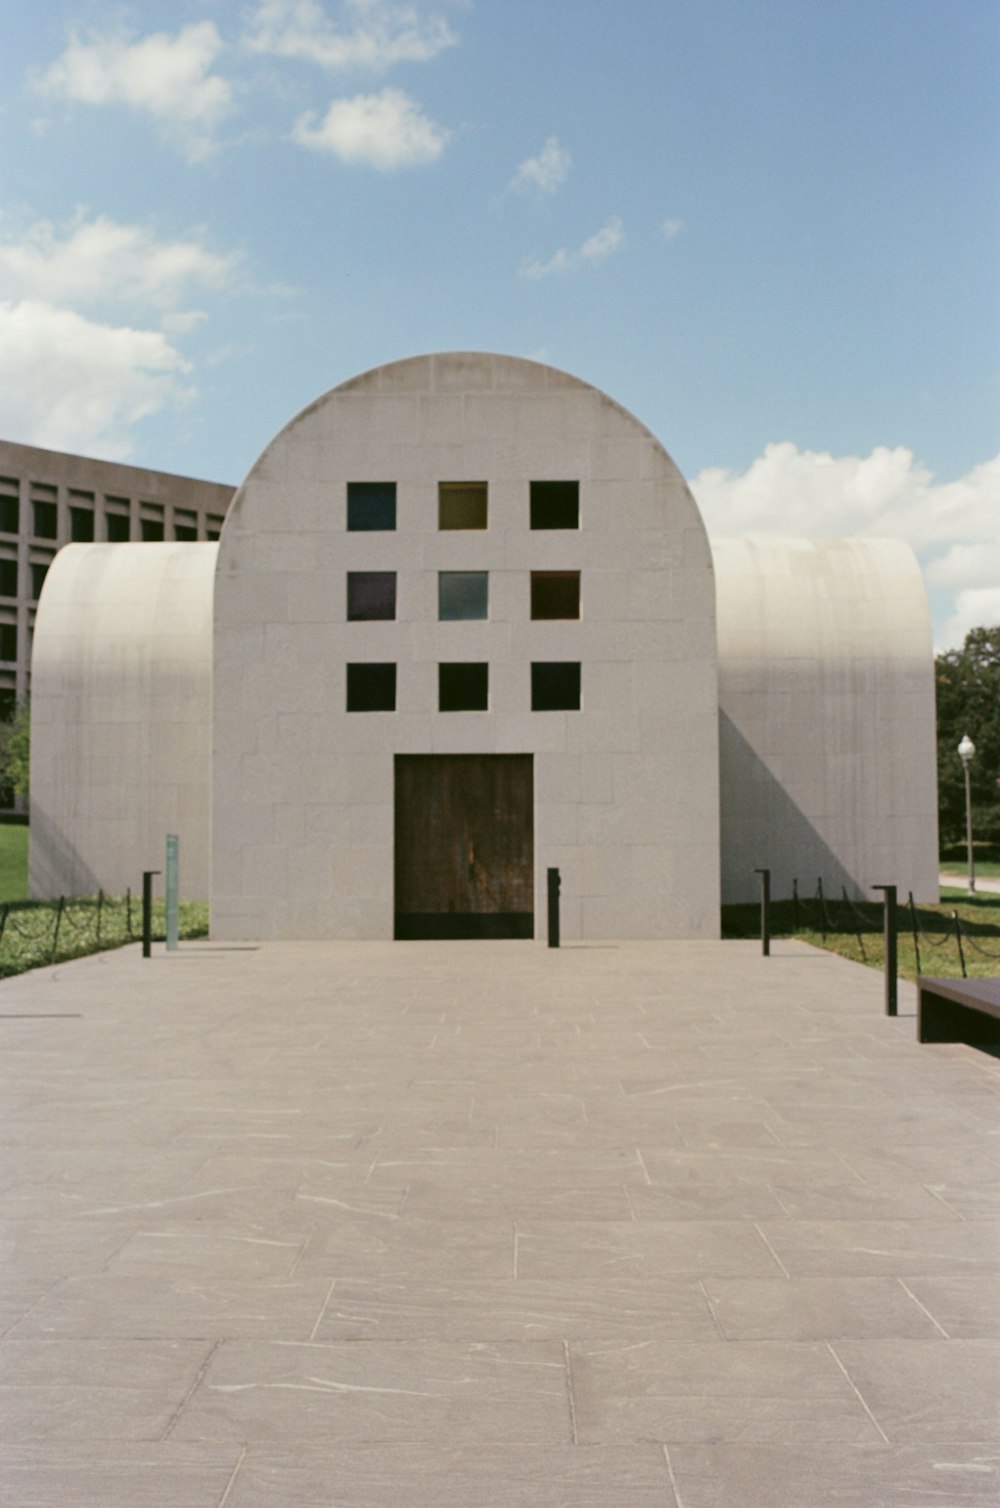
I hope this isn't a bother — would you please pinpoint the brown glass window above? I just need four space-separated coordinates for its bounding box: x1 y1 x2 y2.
439 482 487 530
531 570 580 619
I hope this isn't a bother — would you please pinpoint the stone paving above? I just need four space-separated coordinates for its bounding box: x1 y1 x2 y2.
1 937 999 1506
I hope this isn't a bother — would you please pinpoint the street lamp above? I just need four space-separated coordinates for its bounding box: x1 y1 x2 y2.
958 733 976 895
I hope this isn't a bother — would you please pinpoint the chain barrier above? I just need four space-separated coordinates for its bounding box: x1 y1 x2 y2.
755 877 1000 981
0 891 145 972
954 912 1000 963
840 886 868 963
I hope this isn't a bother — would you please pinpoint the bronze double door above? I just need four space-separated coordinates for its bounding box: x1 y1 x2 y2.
394 755 534 939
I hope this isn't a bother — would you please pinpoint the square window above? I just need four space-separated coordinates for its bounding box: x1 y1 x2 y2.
70 507 94 542
530 480 579 529
0 625 16 662
347 662 396 712
348 482 396 531
31 561 49 599
531 570 580 620
0 560 16 597
141 518 164 541
347 571 396 621
33 501 57 539
174 525 198 541
439 662 488 712
0 495 19 533
439 571 488 620
531 661 581 711
106 514 130 542
439 482 487 530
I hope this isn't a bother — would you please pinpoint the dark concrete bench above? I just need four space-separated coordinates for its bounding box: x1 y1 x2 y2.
917 975 1000 1045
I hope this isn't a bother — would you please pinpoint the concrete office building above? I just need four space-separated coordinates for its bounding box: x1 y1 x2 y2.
0 439 233 722
28 353 939 937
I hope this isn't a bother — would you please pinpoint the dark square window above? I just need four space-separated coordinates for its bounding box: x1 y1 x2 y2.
0 494 18 533
348 571 396 621
206 529 220 541
348 482 396 531
206 514 225 537
531 570 580 619
141 518 164 541
0 560 16 597
439 482 487 530
531 661 581 711
439 571 488 620
174 525 197 541
70 507 94 542
106 514 130 542
0 689 15 722
530 480 579 529
347 662 396 712
33 501 57 539
438 662 488 712
31 561 49 599
0 625 16 662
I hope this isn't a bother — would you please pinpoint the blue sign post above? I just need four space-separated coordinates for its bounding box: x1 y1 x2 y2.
165 834 179 952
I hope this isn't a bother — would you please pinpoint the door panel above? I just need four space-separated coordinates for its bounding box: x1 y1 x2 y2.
394 755 533 939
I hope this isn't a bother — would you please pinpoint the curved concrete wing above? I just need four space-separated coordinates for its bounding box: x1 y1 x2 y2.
713 538 938 905
30 543 216 898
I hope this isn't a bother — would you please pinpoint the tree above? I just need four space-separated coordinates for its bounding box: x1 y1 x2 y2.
935 627 1000 850
0 700 29 801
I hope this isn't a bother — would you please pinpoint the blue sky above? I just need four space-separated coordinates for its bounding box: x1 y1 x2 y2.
1 0 997 645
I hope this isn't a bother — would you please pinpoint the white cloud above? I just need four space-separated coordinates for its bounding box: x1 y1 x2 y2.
521 216 626 279
509 136 570 196
941 588 1000 650
690 443 1000 648
0 301 193 459
292 87 449 167
244 0 457 70
0 214 238 311
662 217 684 239
37 22 233 160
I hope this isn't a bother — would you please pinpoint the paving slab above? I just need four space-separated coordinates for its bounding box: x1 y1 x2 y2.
1 937 999 1504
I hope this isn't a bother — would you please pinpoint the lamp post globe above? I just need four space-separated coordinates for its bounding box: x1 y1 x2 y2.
958 734 976 895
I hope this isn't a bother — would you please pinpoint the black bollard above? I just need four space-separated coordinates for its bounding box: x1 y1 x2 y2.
142 870 160 959
872 885 897 1016
753 867 771 957
547 867 561 949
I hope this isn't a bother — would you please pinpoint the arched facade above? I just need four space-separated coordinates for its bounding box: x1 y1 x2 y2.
211 353 721 939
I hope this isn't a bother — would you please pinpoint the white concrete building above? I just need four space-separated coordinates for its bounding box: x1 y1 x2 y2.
27 353 939 934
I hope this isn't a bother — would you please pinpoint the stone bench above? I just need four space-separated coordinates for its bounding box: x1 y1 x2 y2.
917 974 1000 1045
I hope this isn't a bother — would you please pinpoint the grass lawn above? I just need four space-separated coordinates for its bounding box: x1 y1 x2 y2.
939 841 1000 880
0 823 28 903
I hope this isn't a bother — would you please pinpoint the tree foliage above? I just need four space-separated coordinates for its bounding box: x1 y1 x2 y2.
0 701 30 800
935 627 1000 848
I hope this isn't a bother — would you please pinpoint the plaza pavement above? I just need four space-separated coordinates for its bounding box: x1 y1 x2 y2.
1 936 999 1506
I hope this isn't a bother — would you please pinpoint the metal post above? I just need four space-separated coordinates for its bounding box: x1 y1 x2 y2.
753 868 770 956
547 866 561 949
50 897 65 964
165 834 179 952
142 870 160 959
963 758 976 895
872 885 897 1016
